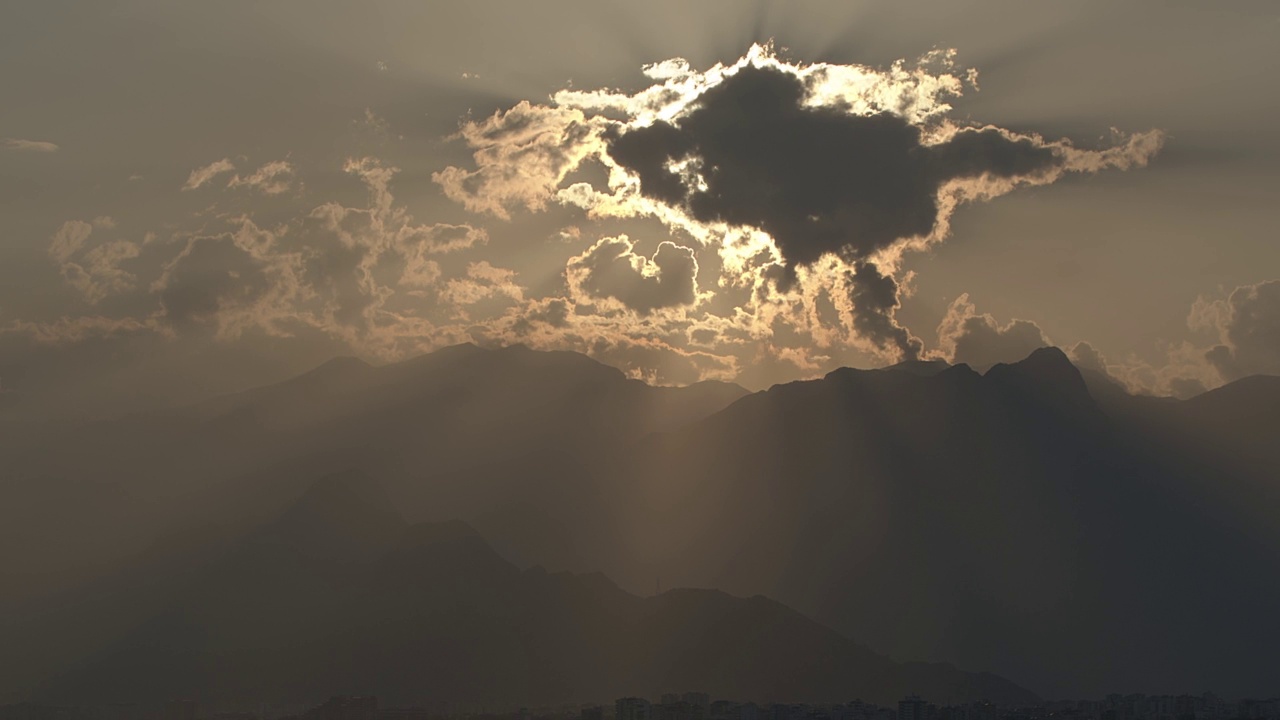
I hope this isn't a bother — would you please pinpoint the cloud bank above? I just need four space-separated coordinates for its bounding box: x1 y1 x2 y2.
6 46 1173 407
1200 279 1280 381
936 293 1051 368
2 138 59 153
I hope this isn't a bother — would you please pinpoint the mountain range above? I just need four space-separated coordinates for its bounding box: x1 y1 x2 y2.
32 472 1033 709
1 343 1278 703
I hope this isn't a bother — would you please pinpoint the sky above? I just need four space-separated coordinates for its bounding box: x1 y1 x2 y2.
3 0 1279 417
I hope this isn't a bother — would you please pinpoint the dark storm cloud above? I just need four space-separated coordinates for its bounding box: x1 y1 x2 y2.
1202 279 1280 380
567 235 699 314
847 262 922 360
604 65 1059 272
937 293 1050 368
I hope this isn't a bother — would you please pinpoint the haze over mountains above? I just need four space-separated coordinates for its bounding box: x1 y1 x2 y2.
2 344 1278 704
29 473 1033 709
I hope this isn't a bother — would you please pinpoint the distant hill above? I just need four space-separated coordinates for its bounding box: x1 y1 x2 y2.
36 474 1035 709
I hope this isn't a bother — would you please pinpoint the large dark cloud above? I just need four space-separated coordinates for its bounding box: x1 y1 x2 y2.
848 262 921 360
605 64 1060 271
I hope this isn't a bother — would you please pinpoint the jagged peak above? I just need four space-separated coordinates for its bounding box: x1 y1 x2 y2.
983 346 1098 413
308 355 373 374
882 358 953 377
821 366 875 383
938 362 980 379
821 358 953 385
1010 345 1074 371
986 346 1083 385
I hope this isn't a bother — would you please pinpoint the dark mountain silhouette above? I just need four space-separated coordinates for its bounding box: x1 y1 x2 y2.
37 474 1035 709
0 344 748 603
569 348 1280 699
0 345 747 701
3 344 1280 702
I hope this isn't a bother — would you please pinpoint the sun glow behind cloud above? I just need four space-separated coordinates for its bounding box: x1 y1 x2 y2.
435 42 1163 371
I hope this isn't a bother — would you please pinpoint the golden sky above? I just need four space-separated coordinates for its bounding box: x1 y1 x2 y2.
2 0 1279 416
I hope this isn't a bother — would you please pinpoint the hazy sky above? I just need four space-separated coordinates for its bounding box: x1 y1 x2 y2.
3 0 1279 416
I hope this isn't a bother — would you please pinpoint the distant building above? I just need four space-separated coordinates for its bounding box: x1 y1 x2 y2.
307 696 378 720
618 698 652 720
684 697 711 713
164 701 197 720
581 706 605 720
657 702 703 720
900 697 933 720
710 702 739 720
377 709 428 720
709 702 762 720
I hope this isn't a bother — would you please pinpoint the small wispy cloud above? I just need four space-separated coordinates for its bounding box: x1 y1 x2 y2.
182 158 236 191
2 138 59 153
227 160 296 195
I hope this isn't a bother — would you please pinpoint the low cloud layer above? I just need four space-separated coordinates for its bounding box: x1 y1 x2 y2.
935 293 1050 368
1074 280 1280 399
1199 279 1280 381
2 138 60 153
14 158 496 365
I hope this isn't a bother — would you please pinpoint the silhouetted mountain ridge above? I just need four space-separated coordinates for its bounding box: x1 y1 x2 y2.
3 344 1280 702
565 347 1280 699
38 475 1035 709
